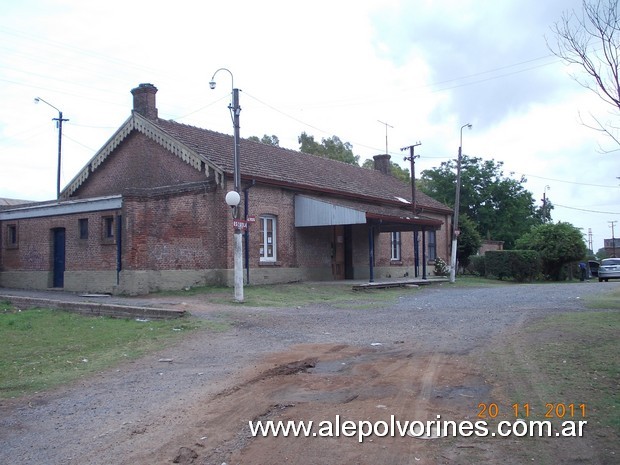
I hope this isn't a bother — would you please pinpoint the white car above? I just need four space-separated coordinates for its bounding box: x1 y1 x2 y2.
598 258 620 282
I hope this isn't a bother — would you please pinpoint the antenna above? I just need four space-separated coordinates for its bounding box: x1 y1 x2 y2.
377 120 394 154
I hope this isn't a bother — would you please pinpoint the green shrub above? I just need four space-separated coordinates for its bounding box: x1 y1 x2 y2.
485 250 540 282
468 255 486 276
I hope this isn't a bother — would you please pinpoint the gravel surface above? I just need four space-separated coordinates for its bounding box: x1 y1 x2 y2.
0 281 617 464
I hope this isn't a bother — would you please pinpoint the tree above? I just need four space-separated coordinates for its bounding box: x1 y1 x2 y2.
548 0 620 150
248 134 280 146
420 155 541 249
457 213 482 269
535 197 554 223
361 159 411 183
515 222 588 281
596 247 609 259
298 132 360 165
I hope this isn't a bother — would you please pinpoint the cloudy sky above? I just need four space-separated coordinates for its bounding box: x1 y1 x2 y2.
1 0 618 251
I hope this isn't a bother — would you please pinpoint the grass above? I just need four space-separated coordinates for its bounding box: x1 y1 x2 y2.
0 306 212 399
158 282 422 307
585 286 620 309
488 310 619 433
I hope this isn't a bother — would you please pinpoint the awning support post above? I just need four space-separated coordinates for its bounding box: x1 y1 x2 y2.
368 225 375 282
422 228 427 279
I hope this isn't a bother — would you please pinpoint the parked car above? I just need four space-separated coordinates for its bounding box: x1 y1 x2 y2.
588 260 599 278
598 258 620 282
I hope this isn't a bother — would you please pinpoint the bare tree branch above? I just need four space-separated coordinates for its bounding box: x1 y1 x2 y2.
548 0 620 150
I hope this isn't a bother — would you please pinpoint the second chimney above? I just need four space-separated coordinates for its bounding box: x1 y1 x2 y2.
373 154 391 175
131 83 158 119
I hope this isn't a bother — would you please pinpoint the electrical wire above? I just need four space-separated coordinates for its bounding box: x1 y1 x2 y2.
553 203 620 215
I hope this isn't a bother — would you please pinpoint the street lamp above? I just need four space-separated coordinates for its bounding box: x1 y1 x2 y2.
34 97 69 199
210 68 244 302
449 123 472 283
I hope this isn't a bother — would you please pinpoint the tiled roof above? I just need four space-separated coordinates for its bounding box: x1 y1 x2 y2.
0 198 34 207
153 118 451 214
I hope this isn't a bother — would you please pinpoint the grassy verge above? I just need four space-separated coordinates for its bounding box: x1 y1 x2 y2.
0 306 214 399
158 282 422 307
585 286 620 310
485 309 619 451
449 275 520 287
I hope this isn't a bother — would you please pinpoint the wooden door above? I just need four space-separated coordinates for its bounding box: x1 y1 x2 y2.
332 226 345 280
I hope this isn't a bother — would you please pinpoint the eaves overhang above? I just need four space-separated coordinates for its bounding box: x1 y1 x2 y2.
294 195 444 230
0 195 122 220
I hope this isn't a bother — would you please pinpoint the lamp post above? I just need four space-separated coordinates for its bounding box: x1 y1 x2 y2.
34 97 69 199
449 123 472 283
210 68 244 302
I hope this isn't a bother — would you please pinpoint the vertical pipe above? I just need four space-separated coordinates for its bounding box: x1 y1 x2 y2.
116 214 122 285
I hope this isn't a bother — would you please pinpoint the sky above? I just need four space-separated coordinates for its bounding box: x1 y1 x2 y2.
0 0 618 252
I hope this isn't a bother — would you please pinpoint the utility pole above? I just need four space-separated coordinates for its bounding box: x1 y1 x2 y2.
402 142 422 278
34 97 69 199
378 120 394 155
450 123 472 283
541 185 550 223
401 142 421 214
610 221 617 257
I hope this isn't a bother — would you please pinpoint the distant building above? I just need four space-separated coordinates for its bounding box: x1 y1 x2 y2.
1 83 453 295
478 240 504 255
604 238 619 257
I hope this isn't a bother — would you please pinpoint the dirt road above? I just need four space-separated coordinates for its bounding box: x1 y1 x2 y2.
1 282 617 464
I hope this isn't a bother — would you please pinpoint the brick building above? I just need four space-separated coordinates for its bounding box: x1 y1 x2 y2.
0 83 453 295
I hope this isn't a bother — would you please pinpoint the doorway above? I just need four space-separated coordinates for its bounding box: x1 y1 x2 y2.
332 225 353 280
52 228 66 288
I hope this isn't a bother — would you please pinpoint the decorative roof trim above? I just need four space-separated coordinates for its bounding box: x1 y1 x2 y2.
62 113 224 198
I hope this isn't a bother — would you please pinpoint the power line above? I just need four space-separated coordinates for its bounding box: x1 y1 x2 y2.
554 203 620 215
517 172 619 188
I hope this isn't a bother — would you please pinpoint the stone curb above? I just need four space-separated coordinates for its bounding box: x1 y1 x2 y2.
0 294 186 320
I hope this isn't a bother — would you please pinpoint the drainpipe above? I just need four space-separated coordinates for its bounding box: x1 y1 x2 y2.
243 180 256 285
116 213 123 285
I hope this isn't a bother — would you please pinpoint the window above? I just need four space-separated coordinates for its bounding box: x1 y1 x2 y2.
6 224 18 248
390 231 401 261
259 215 277 262
103 216 114 240
79 218 89 240
428 230 437 261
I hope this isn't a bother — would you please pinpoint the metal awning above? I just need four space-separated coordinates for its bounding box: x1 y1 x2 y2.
294 195 443 230
295 195 366 227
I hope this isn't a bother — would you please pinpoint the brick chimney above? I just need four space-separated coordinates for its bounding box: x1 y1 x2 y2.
373 154 391 175
131 83 158 119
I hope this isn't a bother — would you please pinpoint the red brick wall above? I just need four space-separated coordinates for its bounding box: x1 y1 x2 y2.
122 188 227 271
241 184 296 268
1 211 120 272
73 132 206 198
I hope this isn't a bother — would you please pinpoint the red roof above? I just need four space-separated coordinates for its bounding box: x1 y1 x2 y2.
154 118 451 214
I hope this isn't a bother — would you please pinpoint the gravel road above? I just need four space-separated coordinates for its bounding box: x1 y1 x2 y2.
1 281 617 464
